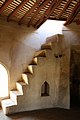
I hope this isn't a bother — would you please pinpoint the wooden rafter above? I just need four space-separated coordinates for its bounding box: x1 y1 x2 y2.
0 0 79 28
0 0 13 14
18 0 41 24
58 0 73 18
49 17 66 21
64 1 80 25
37 0 63 28
7 0 29 21
34 0 56 28
27 0 51 27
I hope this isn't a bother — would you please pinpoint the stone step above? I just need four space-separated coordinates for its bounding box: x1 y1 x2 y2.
34 50 46 57
30 57 38 65
41 42 52 50
21 73 29 84
16 81 27 95
10 90 22 104
27 65 33 74
1 99 16 114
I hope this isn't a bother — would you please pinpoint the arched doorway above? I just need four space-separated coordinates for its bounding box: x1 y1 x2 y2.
0 63 8 97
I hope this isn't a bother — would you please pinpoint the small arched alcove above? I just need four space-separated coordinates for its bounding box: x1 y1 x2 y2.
0 63 8 97
41 81 49 96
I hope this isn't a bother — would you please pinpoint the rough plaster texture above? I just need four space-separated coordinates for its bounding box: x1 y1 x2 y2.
46 34 70 109
8 30 80 114
0 17 80 113
4 34 71 114
59 23 80 108
0 18 63 103
0 18 36 91
5 41 61 114
46 23 80 109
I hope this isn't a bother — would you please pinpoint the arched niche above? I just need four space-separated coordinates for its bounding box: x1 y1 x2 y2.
0 63 8 97
41 81 49 96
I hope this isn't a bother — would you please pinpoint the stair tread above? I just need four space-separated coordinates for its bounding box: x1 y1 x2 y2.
35 50 46 57
30 57 37 65
27 65 33 74
21 74 29 84
10 90 22 96
1 99 16 107
35 50 46 54
41 42 52 49
17 81 27 86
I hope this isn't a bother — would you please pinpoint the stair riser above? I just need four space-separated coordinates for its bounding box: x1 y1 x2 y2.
1 105 6 114
16 83 27 95
10 92 23 104
17 96 24 105
4 105 24 115
10 92 17 104
16 83 23 95
22 74 29 84
35 50 46 57
41 45 52 50
5 106 17 115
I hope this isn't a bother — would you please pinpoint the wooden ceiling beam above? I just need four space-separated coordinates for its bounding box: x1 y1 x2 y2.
18 0 41 25
0 0 13 14
36 0 63 28
49 17 67 21
34 0 56 28
64 1 80 25
7 0 29 21
27 0 51 27
58 0 73 18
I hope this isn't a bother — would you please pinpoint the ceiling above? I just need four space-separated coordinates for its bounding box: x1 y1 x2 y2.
0 0 80 28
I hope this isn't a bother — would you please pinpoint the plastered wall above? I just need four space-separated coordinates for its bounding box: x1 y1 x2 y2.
1 16 80 111
57 23 80 108
13 45 61 113
0 19 36 92
45 23 80 109
0 18 64 98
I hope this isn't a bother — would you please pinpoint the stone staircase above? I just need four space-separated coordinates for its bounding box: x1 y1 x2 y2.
1 42 52 115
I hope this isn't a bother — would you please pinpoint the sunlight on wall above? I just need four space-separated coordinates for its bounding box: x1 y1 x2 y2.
0 64 8 97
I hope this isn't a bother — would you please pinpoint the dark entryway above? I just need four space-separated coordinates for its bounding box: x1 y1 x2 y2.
70 49 80 108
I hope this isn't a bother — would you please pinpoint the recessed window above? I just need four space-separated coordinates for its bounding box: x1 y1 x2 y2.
0 63 8 97
41 81 49 96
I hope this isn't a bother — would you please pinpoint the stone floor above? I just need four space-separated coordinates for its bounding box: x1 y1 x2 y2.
0 107 80 120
